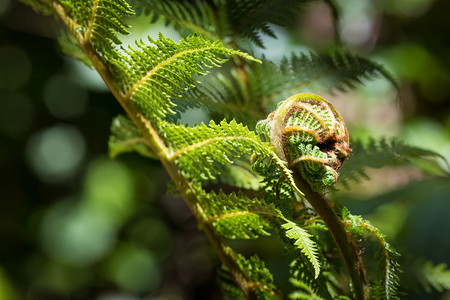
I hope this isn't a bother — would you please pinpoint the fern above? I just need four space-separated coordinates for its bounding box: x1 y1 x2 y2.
340 138 447 184
178 51 396 126
231 249 279 299
282 220 321 279
161 119 301 194
112 34 259 120
343 209 400 300
130 0 222 42
108 115 157 159
59 0 134 52
416 261 450 293
200 190 274 239
22 0 444 299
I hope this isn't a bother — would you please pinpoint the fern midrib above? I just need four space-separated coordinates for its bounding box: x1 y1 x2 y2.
124 46 224 100
168 136 256 161
208 210 277 223
84 0 99 43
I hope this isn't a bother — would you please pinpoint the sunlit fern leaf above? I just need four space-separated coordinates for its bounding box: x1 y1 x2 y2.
130 0 222 42
162 119 262 180
161 119 301 195
200 190 274 239
343 209 400 300
108 115 157 159
114 34 258 120
339 138 447 185
282 220 321 279
59 0 134 52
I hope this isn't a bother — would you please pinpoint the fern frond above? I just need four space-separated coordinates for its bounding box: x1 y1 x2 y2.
340 138 447 184
59 0 134 51
229 249 279 299
226 0 309 48
201 190 274 239
108 115 157 159
281 220 321 279
179 52 395 125
161 119 301 195
279 51 397 97
130 0 222 42
343 210 400 300
417 260 450 293
114 34 258 120
289 278 325 300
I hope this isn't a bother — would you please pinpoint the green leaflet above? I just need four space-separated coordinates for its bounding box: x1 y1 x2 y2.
131 0 222 43
339 138 448 185
108 115 157 159
281 220 321 279
230 249 279 299
177 51 396 126
201 190 274 239
161 119 301 195
115 34 259 120
59 0 134 51
416 261 450 293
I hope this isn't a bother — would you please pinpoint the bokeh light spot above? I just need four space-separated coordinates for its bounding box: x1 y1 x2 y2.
43 75 88 120
84 158 135 224
40 199 117 266
26 124 85 182
106 244 159 294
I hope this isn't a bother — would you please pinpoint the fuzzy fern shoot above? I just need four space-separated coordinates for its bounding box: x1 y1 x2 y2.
21 0 450 299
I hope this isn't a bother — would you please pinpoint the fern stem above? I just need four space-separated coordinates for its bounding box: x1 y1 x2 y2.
293 172 370 300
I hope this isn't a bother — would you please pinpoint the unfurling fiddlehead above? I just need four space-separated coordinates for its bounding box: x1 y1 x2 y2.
256 93 351 192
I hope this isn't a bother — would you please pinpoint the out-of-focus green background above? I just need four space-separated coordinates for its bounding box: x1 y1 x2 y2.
0 0 449 299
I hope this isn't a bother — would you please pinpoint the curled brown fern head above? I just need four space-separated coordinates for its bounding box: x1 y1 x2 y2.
256 93 351 192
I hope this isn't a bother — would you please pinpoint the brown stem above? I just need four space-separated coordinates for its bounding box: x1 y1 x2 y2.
292 171 370 300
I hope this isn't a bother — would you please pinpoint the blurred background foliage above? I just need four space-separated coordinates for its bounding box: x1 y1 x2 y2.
0 0 449 299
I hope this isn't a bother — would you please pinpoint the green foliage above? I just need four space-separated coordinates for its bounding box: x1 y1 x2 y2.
416 261 450 293
343 209 400 300
108 115 157 159
281 220 321 279
21 0 450 299
114 34 259 120
340 138 447 184
201 190 273 239
178 52 396 126
60 0 134 51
